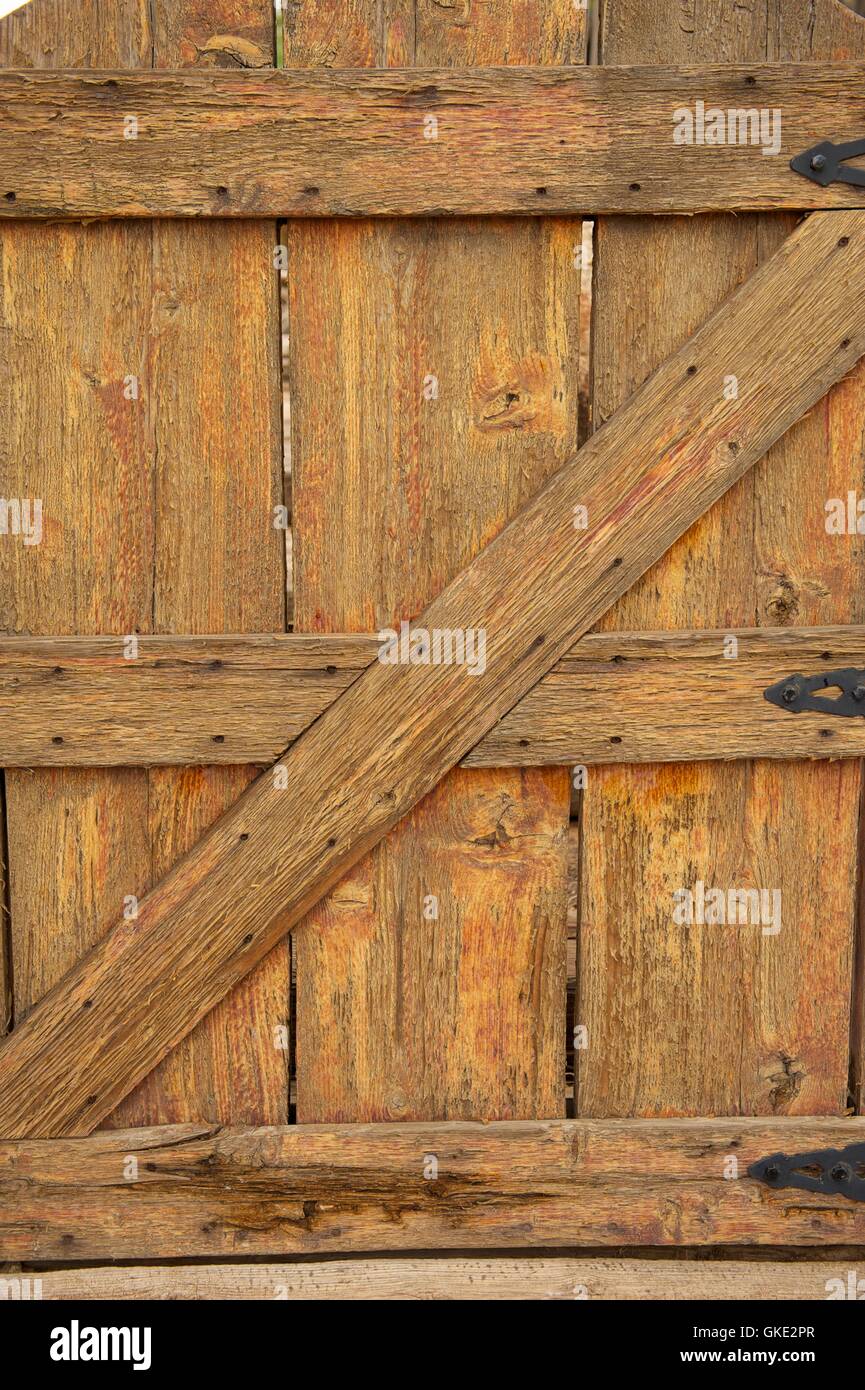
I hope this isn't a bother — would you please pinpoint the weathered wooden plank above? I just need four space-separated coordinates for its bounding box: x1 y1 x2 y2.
6 62 865 218
0 0 155 1111
4 1117 865 1258
289 0 578 1125
1 207 863 1138
16 1257 857 1301
113 1 290 1126
577 0 861 1121
772 1 865 1132
8 626 865 768
0 0 149 66
759 0 865 1126
0 0 289 1128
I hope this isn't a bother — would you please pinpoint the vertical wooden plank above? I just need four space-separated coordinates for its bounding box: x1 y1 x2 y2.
287 0 582 1123
0 806 9 1040
0 0 288 1128
0 0 149 64
579 0 863 1118
0 1 154 1087
115 0 289 1129
770 0 865 1116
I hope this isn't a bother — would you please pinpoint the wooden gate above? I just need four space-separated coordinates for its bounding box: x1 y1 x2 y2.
2 0 865 1301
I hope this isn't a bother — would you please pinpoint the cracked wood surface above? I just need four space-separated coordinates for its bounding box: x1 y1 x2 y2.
1 206 864 1137
6 62 865 217
3 1117 865 1258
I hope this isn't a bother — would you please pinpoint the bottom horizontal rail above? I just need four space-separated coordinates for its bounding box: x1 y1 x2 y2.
5 1258 858 1302
3 1118 865 1261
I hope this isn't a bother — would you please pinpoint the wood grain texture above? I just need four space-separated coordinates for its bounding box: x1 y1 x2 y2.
19 1257 857 1301
0 207 863 1138
5 1117 865 1258
0 0 289 1128
578 0 863 1121
5 62 865 218
8 626 865 768
772 0 865 1135
0 0 150 66
289 0 579 1123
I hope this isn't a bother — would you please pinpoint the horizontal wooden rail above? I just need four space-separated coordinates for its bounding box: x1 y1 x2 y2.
3 63 865 218
17 1258 851 1301
465 625 865 765
0 634 378 766
2 626 863 767
3 1118 865 1260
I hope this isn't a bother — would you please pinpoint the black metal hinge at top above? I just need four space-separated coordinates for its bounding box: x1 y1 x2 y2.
764 668 865 717
749 1142 865 1203
791 138 865 189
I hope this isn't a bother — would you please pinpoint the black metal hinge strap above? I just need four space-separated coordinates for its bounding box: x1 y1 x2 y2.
791 139 865 189
764 667 865 717
748 1143 865 1203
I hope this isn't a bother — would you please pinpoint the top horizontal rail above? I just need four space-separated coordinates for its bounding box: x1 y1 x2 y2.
2 62 865 219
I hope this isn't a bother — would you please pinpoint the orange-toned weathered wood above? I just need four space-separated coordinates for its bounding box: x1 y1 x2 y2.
578 0 862 1120
0 0 289 1128
0 2 154 1082
0 634 377 766
8 62 865 218
774 0 865 1125
4 1117 865 1258
466 627 865 767
0 207 863 1139
115 2 289 1130
288 0 580 1123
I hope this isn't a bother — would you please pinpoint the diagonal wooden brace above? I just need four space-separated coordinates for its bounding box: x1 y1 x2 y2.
1 209 864 1138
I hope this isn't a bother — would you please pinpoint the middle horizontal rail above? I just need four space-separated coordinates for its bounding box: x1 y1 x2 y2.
2 626 863 767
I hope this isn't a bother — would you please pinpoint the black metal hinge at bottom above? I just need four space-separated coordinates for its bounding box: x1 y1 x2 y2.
748 1143 865 1203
